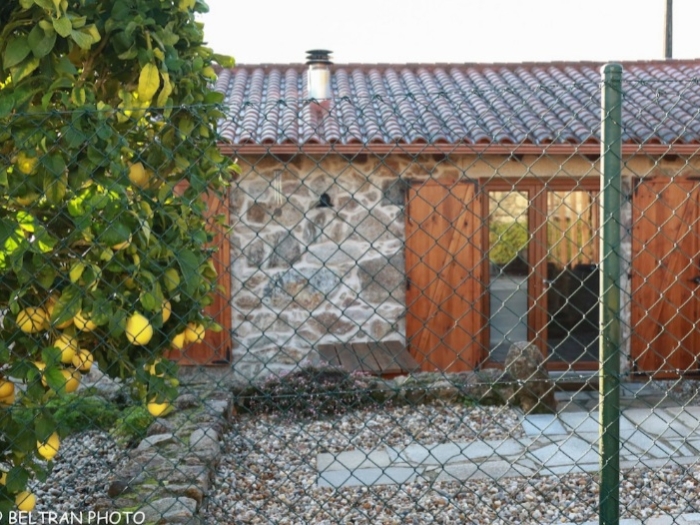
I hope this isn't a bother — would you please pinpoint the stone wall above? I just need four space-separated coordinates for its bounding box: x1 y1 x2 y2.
230 154 414 380
227 151 700 381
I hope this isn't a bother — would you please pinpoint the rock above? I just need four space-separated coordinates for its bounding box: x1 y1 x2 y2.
175 393 200 410
504 341 557 414
189 428 220 463
136 433 176 451
148 418 175 436
140 496 198 524
107 480 131 498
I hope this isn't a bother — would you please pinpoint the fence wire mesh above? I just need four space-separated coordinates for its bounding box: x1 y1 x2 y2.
4 61 700 525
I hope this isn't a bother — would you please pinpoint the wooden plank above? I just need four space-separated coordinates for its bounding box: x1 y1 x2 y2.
353 342 381 372
334 344 364 372
381 340 420 373
406 180 484 372
367 341 404 375
632 178 700 375
317 344 342 368
316 342 420 376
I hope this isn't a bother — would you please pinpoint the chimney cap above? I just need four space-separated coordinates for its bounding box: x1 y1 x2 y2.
306 50 333 65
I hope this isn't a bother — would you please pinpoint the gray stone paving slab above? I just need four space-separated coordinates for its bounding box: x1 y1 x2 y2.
558 411 600 433
317 467 421 488
526 435 600 466
431 459 535 482
522 413 567 436
536 462 599 476
397 438 530 465
620 428 678 458
664 406 700 430
317 448 393 471
561 515 700 525
623 408 696 438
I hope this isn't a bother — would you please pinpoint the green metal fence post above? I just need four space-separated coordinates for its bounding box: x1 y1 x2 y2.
599 63 623 525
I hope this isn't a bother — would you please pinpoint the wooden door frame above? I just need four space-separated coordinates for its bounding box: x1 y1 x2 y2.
480 177 600 370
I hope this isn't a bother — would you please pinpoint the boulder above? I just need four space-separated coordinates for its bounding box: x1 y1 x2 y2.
504 341 557 414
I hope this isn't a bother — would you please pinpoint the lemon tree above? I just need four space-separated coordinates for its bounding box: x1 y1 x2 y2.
0 0 235 511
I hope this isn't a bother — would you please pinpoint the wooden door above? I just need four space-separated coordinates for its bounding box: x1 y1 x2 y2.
631 178 700 375
167 186 232 366
405 180 486 372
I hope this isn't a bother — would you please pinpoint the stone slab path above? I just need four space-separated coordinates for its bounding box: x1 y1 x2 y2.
316 385 700 501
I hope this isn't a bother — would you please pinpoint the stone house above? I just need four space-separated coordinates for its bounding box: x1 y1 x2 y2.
209 55 700 381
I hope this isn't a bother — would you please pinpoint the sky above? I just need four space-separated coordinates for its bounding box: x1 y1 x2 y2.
198 0 700 65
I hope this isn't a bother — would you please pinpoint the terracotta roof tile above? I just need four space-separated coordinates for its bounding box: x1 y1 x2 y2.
217 60 700 147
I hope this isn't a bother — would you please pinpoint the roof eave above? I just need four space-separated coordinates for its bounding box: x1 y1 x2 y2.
218 142 700 157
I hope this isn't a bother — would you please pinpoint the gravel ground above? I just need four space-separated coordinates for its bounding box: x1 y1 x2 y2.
204 399 700 525
30 430 129 513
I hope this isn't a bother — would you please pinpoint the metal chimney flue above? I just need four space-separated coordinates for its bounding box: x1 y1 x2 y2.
306 49 333 103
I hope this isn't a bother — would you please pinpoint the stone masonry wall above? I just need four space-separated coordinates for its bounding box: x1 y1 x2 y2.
228 152 699 381
229 154 411 381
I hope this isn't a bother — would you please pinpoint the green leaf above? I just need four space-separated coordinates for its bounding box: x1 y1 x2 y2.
16 211 35 232
52 17 72 38
0 92 14 118
140 291 158 311
10 56 40 83
137 63 160 102
98 221 131 246
34 414 57 442
42 153 66 177
6 467 30 492
55 56 77 75
49 286 81 327
44 366 66 394
70 29 93 50
213 53 235 68
69 261 85 282
28 24 57 58
43 172 67 203
3 36 31 69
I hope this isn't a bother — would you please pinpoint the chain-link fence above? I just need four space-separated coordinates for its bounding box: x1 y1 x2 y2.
5 60 700 524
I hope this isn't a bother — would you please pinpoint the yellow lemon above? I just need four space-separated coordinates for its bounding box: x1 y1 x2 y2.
37 432 60 460
147 401 172 417
60 369 80 393
163 268 180 291
171 331 186 349
125 312 153 345
34 361 49 387
184 323 205 344
16 307 49 333
74 310 97 332
146 358 164 377
162 300 172 324
72 349 94 372
0 393 15 406
128 162 152 189
53 334 79 364
15 491 36 511
17 152 38 175
0 380 14 398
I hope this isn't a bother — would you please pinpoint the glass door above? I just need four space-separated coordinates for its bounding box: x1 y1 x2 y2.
544 189 600 366
485 181 599 369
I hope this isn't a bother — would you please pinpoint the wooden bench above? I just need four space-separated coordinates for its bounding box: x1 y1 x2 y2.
316 341 420 376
